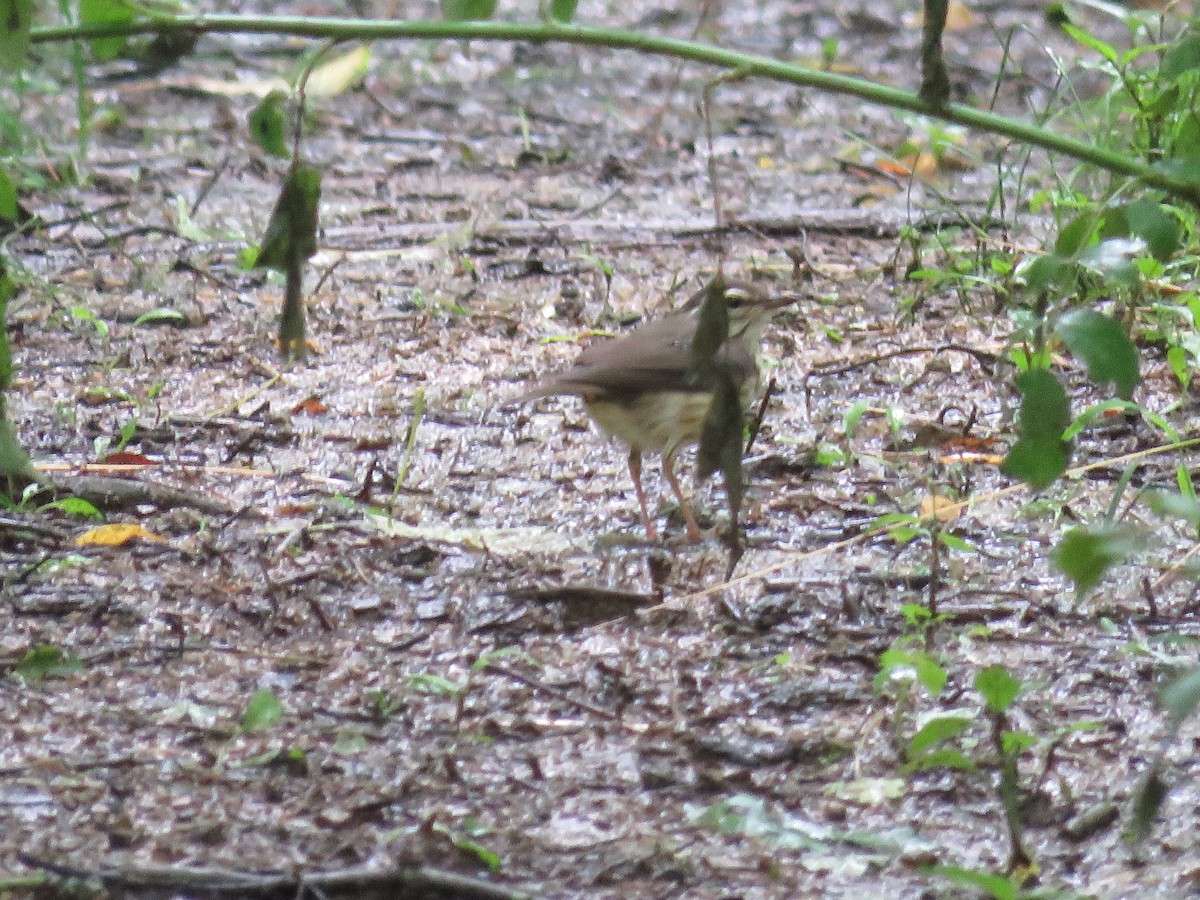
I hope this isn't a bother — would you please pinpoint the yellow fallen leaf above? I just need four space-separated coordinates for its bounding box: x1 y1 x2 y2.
919 495 960 524
945 1 978 30
76 523 166 547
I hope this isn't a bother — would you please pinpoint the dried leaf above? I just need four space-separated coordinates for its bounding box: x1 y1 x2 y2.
76 523 166 547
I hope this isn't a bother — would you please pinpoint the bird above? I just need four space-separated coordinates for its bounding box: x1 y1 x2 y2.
519 277 799 541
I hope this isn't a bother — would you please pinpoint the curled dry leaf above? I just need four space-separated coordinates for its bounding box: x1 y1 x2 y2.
76 523 166 547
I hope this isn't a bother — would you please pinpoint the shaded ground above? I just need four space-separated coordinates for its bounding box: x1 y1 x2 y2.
4 1 1200 897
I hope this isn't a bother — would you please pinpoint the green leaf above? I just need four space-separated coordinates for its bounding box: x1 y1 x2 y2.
1146 490 1200 526
441 0 496 20
15 645 83 683
249 90 290 159
1167 345 1190 388
40 496 103 519
132 308 189 328
241 688 284 731
905 747 976 773
79 0 133 62
1052 525 1140 598
1001 730 1036 755
908 715 972 756
550 0 577 21
1057 309 1139 400
975 665 1020 713
1020 253 1070 294
0 259 12 392
433 823 502 871
936 532 975 553
1161 36 1200 81
1171 114 1200 163
1063 399 1137 441
0 0 33 72
253 163 322 271
1000 368 1071 489
1122 198 1179 261
174 194 212 242
0 166 17 222
1160 666 1200 730
1060 23 1118 64
878 649 947 696
1055 212 1098 257
471 645 536 673
407 673 464 696
925 865 1018 900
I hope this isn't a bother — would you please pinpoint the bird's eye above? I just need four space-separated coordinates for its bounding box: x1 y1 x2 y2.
724 287 751 308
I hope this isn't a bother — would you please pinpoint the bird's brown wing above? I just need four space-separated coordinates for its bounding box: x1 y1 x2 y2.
522 314 756 400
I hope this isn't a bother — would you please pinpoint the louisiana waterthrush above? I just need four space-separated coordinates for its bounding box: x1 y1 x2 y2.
521 278 798 541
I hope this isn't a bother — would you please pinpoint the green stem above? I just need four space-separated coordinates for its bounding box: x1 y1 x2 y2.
30 15 1200 204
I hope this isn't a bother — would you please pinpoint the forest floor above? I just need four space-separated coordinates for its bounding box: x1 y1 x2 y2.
3 1 1200 898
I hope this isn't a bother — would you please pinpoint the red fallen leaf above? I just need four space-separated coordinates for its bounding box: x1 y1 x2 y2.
941 435 1001 453
292 398 328 415
102 451 155 466
276 503 317 516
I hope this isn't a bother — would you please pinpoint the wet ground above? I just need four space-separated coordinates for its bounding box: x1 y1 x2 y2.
3 1 1200 897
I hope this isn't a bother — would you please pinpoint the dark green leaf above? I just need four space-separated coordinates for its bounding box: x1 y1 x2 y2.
975 665 1020 713
253 163 321 271
1161 36 1200 81
1171 114 1200 162
0 0 33 72
1160 666 1200 730
1122 198 1179 261
1153 155 1200 183
441 0 496 20
0 259 12 392
1057 309 1139 400
79 0 133 62
550 0 577 21
1021 253 1070 294
1128 767 1167 845
249 90 290 159
1052 525 1140 598
1055 212 1098 257
690 276 729 374
1000 368 1071 488
0 166 16 222
241 688 284 732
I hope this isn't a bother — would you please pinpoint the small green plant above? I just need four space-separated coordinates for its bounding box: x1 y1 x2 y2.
407 645 538 738
240 687 284 733
11 644 83 684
